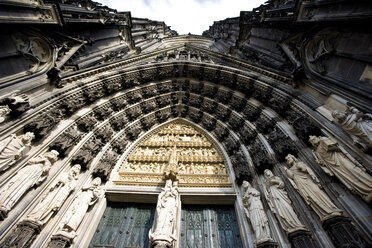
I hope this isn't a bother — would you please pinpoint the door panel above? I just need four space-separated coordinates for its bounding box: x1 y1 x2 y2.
89 202 155 248
181 205 243 248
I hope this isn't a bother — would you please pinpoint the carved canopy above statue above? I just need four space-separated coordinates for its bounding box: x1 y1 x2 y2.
114 120 231 187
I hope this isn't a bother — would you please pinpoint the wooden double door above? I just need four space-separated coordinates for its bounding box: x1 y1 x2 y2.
89 203 243 248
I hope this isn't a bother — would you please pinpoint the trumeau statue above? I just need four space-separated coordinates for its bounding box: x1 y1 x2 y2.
264 169 307 234
309 135 372 203
285 154 343 222
0 132 35 172
149 179 179 248
242 181 273 244
25 164 81 226
57 177 103 239
0 150 59 218
332 106 372 148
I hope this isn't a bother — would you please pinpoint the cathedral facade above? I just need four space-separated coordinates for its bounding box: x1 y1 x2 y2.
0 0 371 247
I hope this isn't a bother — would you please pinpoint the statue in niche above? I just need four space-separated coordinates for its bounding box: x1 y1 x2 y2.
242 181 272 244
263 169 307 234
332 106 372 149
149 179 179 247
0 150 59 218
309 135 372 203
25 164 81 226
285 154 343 222
0 132 35 172
0 105 11 123
57 177 103 238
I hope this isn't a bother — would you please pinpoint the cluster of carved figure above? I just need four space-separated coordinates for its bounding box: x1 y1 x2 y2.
118 123 229 187
0 158 103 247
241 138 372 246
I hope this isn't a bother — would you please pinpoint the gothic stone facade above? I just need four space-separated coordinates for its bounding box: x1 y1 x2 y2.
0 0 371 248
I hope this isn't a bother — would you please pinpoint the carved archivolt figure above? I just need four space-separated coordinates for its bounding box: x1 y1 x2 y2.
0 150 59 218
0 105 11 123
285 154 343 222
242 181 272 243
26 164 81 226
58 177 103 238
0 132 34 171
264 169 306 234
309 136 372 203
332 106 372 147
149 179 179 246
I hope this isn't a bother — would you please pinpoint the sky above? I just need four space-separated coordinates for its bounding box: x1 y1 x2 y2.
95 0 266 35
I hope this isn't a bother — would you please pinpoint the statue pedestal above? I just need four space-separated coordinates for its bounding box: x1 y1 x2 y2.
322 216 366 248
288 229 316 248
0 220 41 248
256 239 278 248
48 232 73 248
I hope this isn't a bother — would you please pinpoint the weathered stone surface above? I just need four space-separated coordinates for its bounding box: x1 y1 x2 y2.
231 151 251 185
249 142 275 174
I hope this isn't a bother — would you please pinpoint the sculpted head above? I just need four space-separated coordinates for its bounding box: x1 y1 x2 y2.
92 177 102 186
70 164 81 178
165 179 172 188
22 132 35 143
45 150 59 162
285 154 297 166
309 135 320 147
264 169 274 178
242 180 251 190
332 110 346 121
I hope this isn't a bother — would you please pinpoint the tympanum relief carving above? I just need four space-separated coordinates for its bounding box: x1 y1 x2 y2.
115 121 230 187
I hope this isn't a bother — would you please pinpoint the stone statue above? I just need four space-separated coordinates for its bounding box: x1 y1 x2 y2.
0 132 35 171
25 164 81 226
285 154 343 222
0 105 11 123
164 145 179 180
0 150 59 218
309 135 372 203
242 181 272 244
57 177 103 238
149 179 179 247
332 106 372 148
263 169 306 234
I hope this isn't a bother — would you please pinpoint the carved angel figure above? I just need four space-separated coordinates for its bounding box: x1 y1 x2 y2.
149 179 179 246
285 154 343 222
264 169 306 234
0 150 59 218
58 177 103 237
242 181 272 243
309 136 372 203
0 132 34 171
26 164 80 226
332 106 372 147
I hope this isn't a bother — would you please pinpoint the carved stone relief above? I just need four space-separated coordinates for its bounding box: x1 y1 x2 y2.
309 136 372 203
0 150 59 219
0 132 34 172
115 121 230 187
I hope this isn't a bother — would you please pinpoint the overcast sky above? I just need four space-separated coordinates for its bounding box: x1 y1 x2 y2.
95 0 266 35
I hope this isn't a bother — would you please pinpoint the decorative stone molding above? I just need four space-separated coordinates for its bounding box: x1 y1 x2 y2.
231 151 251 185
249 141 275 174
267 127 297 162
71 137 103 169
